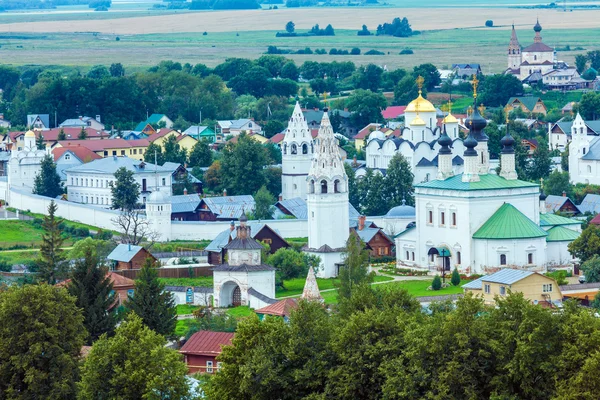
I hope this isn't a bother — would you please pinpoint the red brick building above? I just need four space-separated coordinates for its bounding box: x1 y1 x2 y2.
180 331 235 374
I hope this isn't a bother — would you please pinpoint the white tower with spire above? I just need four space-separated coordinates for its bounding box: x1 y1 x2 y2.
282 102 313 200
305 110 349 278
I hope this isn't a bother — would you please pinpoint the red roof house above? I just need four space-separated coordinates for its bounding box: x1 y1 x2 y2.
180 331 235 374
255 298 298 320
590 214 600 225
57 272 135 307
382 106 407 120
52 145 102 163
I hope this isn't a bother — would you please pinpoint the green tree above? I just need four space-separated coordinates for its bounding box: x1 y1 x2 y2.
188 139 213 167
0 284 86 399
352 63 383 92
110 167 140 210
544 170 573 198
280 62 299 81
431 274 442 290
285 20 295 33
87 64 110 80
37 200 67 284
253 185 275 220
562 142 569 171
581 255 600 283
338 234 371 301
479 74 523 107
267 247 309 283
384 153 414 208
163 134 187 165
144 142 165 165
575 54 588 74
67 249 116 344
35 132 45 150
220 133 269 195
125 257 177 337
394 75 423 106
578 92 600 120
346 89 387 128
568 224 600 263
57 127 66 141
68 236 114 260
359 170 388 215
451 268 461 286
587 50 600 70
527 138 552 181
109 62 125 77
32 154 63 198
78 126 88 139
344 163 360 210
78 314 191 400
413 63 441 90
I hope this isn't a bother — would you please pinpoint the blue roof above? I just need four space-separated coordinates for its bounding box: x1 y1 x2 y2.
65 156 172 175
171 193 202 214
582 137 600 161
107 244 144 262
482 269 535 285
579 194 600 214
462 276 484 290
385 201 416 218
201 195 255 220
205 223 280 252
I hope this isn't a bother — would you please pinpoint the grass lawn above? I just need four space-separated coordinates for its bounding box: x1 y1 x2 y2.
159 277 214 287
0 250 39 266
0 221 45 248
276 275 393 298
176 304 200 315
7 208 115 235
379 279 470 298
175 319 195 337
225 306 253 318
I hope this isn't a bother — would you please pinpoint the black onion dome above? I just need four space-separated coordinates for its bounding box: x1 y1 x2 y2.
534 19 542 32
438 125 452 155
466 107 488 141
539 192 547 201
501 131 515 154
239 211 248 222
463 133 478 157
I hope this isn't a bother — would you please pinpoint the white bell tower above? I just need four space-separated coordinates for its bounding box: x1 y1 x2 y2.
305 110 349 278
146 189 172 241
282 102 313 200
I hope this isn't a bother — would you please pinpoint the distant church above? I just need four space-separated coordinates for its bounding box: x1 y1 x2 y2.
505 20 556 81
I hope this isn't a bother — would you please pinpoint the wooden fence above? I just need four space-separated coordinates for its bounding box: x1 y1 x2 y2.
112 266 214 280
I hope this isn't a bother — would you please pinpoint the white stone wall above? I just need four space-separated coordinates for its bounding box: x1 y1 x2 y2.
311 250 345 279
546 241 576 267
472 237 547 273
169 289 213 306
307 191 349 250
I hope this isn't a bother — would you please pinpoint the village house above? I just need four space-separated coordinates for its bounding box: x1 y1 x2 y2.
147 129 198 153
65 156 173 207
27 114 50 130
52 145 102 182
505 97 548 116
180 331 234 374
0 113 10 129
183 126 220 143
302 108 355 138
351 215 394 258
57 272 136 307
462 269 563 306
217 119 262 136
58 138 149 160
59 116 105 131
107 244 157 271
548 115 600 151
195 195 255 221
544 194 581 215
134 114 174 133
6 128 110 151
543 68 589 90
578 193 600 214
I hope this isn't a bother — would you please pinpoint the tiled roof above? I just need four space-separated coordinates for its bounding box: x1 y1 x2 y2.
107 244 144 262
590 214 600 225
52 146 102 163
223 237 264 250
255 298 298 317
539 213 583 227
416 174 538 192
473 203 548 240
546 226 580 242
180 331 234 356
481 269 536 285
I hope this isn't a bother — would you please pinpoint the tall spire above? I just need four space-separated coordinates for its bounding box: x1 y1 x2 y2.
307 110 347 183
301 267 323 302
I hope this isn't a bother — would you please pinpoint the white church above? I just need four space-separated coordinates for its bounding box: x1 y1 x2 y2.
396 90 581 275
505 19 556 81
568 113 600 185
7 130 47 192
364 79 467 184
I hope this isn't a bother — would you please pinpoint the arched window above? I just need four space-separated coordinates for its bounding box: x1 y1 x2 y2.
528 253 533 264
452 212 457 226
457 251 461 265
428 211 433 224
588 165 592 174
334 179 340 193
581 127 584 134
309 180 315 194
583 148 587 155
321 180 328 194
406 251 409 260
411 252 415 261
291 144 297 155
283 143 287 154
302 143 308 154
500 254 507 265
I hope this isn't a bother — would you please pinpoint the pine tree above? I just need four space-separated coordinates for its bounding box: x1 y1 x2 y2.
451 268 461 286
35 133 45 150
126 257 176 337
527 138 552 181
431 275 442 290
78 126 87 140
67 249 117 344
37 201 67 284
33 155 63 198
110 167 140 210
57 128 66 141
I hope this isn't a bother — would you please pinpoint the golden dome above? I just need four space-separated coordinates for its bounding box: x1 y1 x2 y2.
405 93 436 113
443 113 458 124
25 130 36 138
411 115 426 126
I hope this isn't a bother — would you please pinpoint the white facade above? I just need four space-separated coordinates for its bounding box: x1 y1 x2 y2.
147 189 172 241
7 130 46 192
282 102 314 200
305 111 350 278
65 157 173 207
505 21 556 81
569 113 600 185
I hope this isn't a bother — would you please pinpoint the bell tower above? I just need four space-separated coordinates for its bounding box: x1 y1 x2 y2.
305 110 349 278
282 102 313 200
508 24 522 70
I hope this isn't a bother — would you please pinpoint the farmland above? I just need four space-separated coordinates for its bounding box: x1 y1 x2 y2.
0 4 599 70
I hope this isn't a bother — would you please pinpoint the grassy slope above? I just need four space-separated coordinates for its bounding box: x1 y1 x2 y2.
0 250 39 265
159 277 214 287
0 221 45 246
276 275 393 298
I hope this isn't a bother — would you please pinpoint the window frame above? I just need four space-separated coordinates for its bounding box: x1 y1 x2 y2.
206 360 213 373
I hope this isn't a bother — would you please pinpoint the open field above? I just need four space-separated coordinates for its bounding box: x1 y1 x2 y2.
0 221 45 248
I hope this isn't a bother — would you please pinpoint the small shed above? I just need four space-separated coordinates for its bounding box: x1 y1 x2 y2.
107 244 157 270
180 331 235 374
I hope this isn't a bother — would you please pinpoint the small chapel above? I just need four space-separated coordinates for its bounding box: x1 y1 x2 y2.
396 79 581 275
505 19 556 81
7 129 46 192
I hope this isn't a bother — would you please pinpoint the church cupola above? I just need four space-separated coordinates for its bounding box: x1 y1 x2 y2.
539 190 547 214
533 18 543 43
282 101 313 200
436 125 454 180
499 120 518 180
462 128 479 183
464 76 490 175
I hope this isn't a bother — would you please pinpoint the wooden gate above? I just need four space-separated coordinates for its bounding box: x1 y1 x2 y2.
232 286 242 306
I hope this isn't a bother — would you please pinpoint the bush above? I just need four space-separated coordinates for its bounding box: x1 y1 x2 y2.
0 258 11 272
485 20 493 27
350 47 361 55
315 48 327 55
365 49 385 55
545 270 569 286
451 268 461 286
399 49 414 55
76 227 90 237
431 275 442 291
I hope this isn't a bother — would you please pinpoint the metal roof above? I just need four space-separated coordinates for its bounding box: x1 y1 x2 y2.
170 193 202 214
539 213 583 227
353 227 382 244
546 226 580 242
385 202 416 218
506 96 545 112
107 244 144 262
275 197 359 220
578 194 600 214
581 137 600 161
473 203 547 240
180 331 234 356
481 269 536 285
205 223 283 252
416 174 538 192
462 276 484 290
65 157 172 175
213 263 275 272
201 195 255 220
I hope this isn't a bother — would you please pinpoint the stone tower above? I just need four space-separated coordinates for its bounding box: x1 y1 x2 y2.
508 24 522 70
305 110 349 278
146 188 172 241
282 102 313 200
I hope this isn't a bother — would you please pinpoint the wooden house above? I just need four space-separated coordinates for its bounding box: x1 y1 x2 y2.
107 244 157 271
351 216 394 257
180 331 234 374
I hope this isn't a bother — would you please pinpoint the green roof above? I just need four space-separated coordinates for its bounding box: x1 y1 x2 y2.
539 213 583 227
134 114 167 132
506 96 544 112
546 226 580 242
473 203 548 240
416 174 538 192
